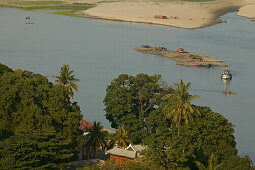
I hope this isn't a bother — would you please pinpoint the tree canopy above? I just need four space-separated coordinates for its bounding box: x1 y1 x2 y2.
0 63 13 76
142 106 254 169
0 64 83 169
104 73 254 169
104 73 172 143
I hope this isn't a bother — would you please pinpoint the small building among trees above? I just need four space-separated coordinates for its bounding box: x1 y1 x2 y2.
79 119 94 160
106 144 144 164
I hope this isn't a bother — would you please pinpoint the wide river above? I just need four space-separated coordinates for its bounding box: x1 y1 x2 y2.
1 7 255 160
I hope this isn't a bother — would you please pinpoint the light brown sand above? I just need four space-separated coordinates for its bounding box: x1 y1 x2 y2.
83 0 248 29
238 2 255 18
1 0 254 28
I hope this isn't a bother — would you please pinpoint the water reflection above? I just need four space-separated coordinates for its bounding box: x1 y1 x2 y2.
221 79 231 85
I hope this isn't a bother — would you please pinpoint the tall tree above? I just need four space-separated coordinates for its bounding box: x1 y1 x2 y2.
0 129 74 169
55 64 80 99
86 121 107 159
111 126 132 147
142 106 239 169
0 66 83 169
104 73 171 143
163 80 199 136
0 63 13 76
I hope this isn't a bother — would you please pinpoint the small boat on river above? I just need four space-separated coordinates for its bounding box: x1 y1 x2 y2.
202 64 211 68
221 69 232 79
222 89 236 95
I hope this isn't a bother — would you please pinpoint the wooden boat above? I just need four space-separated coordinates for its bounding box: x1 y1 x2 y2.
222 91 237 95
202 64 211 68
26 22 33 24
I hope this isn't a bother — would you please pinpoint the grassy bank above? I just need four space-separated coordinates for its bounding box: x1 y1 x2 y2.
0 1 96 17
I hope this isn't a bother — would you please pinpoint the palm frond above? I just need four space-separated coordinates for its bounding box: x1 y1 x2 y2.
54 64 80 99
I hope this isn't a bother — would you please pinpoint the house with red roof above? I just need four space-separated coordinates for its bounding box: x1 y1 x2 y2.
79 119 93 132
79 119 93 160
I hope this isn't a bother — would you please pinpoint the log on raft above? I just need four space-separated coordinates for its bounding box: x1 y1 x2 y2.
134 45 228 67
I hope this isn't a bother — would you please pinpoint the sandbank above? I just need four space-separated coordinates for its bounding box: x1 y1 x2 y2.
135 46 228 67
83 0 248 29
1 0 254 28
238 2 255 18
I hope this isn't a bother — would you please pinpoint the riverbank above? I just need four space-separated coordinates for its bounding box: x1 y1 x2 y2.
1 0 254 28
0 0 96 17
83 0 255 29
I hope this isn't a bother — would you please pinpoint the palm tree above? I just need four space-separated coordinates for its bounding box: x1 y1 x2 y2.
194 154 223 170
55 64 79 99
111 126 132 148
86 121 107 159
163 80 199 136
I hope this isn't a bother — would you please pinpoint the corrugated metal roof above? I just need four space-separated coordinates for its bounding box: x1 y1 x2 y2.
106 147 136 158
106 144 145 159
133 145 145 152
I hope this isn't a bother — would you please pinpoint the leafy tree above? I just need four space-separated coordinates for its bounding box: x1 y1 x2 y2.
163 80 199 136
82 159 164 170
142 106 239 169
104 73 171 143
111 126 132 147
217 155 255 170
55 64 80 99
0 63 13 76
0 67 83 168
195 154 255 170
86 121 107 159
0 129 74 169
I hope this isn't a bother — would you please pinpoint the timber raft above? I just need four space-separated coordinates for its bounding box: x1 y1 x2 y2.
135 45 228 67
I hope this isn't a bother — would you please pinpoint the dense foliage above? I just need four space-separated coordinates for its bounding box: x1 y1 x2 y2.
86 121 107 159
83 159 164 170
104 74 254 169
0 64 83 169
111 126 132 148
142 106 254 169
0 63 13 75
104 73 172 143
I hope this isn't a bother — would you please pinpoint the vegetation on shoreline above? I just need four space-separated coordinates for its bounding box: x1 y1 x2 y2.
0 63 254 169
103 73 255 169
0 1 96 17
0 63 83 169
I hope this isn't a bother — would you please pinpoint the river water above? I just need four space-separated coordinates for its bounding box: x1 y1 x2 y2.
0 8 255 160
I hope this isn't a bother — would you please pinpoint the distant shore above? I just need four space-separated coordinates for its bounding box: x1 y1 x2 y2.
83 0 255 29
0 0 254 28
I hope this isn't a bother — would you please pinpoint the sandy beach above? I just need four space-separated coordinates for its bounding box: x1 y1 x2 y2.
238 0 255 18
0 0 254 28
82 0 255 29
